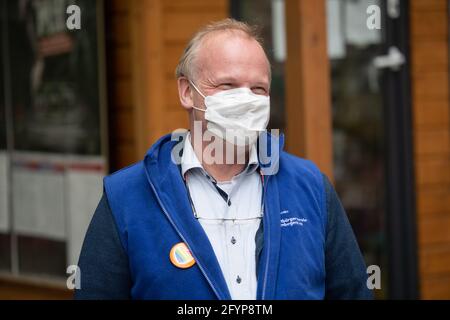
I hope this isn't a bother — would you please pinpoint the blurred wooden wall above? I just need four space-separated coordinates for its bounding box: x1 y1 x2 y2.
284 0 333 180
410 0 450 299
105 0 228 170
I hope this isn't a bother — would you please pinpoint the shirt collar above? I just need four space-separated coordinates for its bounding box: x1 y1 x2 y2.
181 132 204 179
181 132 259 180
246 142 259 175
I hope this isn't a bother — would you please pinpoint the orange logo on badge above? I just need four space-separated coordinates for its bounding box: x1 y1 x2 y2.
170 242 196 269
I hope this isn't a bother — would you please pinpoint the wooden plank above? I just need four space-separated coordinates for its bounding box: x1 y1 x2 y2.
410 10 448 39
411 0 448 12
420 274 450 299
165 81 182 112
108 13 131 47
411 40 448 73
110 110 135 143
114 143 138 169
419 243 450 275
416 186 450 217
165 43 186 78
412 71 448 100
130 0 166 154
109 0 130 14
110 47 132 78
415 157 450 186
166 110 190 132
110 79 132 111
413 100 450 128
418 215 450 245
163 0 227 12
410 0 450 301
163 11 227 43
284 0 333 179
414 129 450 156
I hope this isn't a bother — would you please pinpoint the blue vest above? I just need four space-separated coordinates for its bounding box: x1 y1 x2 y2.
104 133 327 299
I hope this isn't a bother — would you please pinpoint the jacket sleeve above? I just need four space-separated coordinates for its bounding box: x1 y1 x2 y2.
74 193 132 299
323 174 374 300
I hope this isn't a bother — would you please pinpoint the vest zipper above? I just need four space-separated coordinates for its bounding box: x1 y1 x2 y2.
147 178 223 300
261 174 271 299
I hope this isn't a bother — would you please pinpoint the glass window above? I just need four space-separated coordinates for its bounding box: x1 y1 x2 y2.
0 0 106 281
0 1 11 272
9 1 101 155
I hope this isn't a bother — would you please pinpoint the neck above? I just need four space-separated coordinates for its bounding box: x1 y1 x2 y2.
190 130 249 182
203 161 246 182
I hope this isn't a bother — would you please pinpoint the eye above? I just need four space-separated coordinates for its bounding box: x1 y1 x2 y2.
218 83 233 90
251 87 267 95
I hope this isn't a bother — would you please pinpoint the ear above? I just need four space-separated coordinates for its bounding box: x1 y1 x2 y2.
177 77 194 111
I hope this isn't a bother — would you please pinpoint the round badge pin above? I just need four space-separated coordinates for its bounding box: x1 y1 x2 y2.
170 242 196 269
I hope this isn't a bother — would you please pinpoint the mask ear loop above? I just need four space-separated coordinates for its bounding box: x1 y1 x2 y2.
189 80 206 99
188 80 207 121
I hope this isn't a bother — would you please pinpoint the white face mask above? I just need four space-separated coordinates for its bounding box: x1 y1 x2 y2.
189 80 270 147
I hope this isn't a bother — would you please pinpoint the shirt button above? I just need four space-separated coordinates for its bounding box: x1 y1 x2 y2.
236 276 242 284
231 236 236 245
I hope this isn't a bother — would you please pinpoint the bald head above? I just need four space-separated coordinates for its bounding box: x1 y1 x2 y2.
175 18 271 84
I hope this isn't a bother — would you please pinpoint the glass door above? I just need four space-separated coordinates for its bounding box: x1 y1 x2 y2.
327 0 418 299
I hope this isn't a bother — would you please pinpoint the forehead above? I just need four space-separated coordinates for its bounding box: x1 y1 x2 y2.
195 31 270 84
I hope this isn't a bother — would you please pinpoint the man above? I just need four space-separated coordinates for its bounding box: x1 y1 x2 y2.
75 19 372 300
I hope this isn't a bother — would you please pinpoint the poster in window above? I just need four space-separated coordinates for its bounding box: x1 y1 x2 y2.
9 0 101 155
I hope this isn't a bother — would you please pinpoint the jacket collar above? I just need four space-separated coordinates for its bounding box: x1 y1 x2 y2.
180 131 261 180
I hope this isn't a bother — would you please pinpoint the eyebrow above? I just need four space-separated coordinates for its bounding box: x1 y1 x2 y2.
210 76 238 84
211 77 269 88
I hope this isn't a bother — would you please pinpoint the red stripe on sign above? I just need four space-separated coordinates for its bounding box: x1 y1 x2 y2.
13 160 104 173
68 163 104 172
